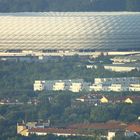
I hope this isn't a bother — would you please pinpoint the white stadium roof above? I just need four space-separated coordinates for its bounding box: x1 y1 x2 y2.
0 12 140 51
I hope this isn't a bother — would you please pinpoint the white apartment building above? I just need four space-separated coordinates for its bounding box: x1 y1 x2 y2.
86 65 98 69
129 84 140 91
33 81 46 91
33 79 90 93
34 78 140 92
111 55 140 64
91 77 140 92
69 83 82 92
86 65 94 69
109 84 129 92
104 65 139 72
109 84 122 92
53 82 65 91
90 84 103 91
111 57 137 64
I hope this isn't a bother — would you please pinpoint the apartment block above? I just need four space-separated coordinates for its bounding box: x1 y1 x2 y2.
90 77 140 92
33 79 90 93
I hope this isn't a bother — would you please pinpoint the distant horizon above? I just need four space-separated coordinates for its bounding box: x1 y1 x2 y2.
0 0 140 12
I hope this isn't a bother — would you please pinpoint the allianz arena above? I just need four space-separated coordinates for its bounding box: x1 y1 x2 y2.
0 12 140 51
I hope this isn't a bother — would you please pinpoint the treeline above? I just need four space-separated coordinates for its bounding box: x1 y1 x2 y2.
0 0 140 12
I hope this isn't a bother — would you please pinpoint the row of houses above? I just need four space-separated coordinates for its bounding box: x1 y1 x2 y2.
0 98 39 105
76 94 140 105
34 77 140 92
17 121 140 140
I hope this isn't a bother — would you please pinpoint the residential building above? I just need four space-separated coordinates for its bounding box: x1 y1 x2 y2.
104 64 140 72
69 83 82 93
34 77 140 92
53 82 65 91
125 124 140 137
17 121 127 138
111 55 140 64
100 96 109 103
86 65 98 69
124 98 133 104
26 121 50 129
109 84 122 92
17 120 50 136
76 94 140 105
34 81 46 91
129 84 140 91
33 79 91 93
76 94 100 105
90 84 102 91
109 84 129 92
68 121 127 131
17 122 29 136
90 77 140 92
108 51 140 56
86 65 94 69
107 132 116 140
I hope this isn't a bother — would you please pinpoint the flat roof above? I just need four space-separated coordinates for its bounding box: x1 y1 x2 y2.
104 63 140 67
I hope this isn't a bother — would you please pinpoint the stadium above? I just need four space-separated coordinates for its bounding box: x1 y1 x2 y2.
0 12 140 51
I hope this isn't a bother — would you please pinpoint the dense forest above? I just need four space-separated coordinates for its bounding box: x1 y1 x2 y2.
0 0 140 12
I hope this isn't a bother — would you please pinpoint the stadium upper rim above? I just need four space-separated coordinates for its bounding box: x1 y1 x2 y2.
0 12 140 16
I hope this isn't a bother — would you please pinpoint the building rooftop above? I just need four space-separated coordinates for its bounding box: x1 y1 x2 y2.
127 124 140 133
0 12 140 51
104 63 140 68
68 121 127 130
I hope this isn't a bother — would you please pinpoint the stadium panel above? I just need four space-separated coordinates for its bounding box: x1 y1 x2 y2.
0 12 140 51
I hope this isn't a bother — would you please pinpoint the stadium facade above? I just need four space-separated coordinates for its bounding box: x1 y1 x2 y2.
0 12 140 51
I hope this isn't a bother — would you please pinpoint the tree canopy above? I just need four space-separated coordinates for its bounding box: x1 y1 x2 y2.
0 0 140 12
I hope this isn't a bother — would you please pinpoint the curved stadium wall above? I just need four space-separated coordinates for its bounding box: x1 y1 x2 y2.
0 12 140 51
